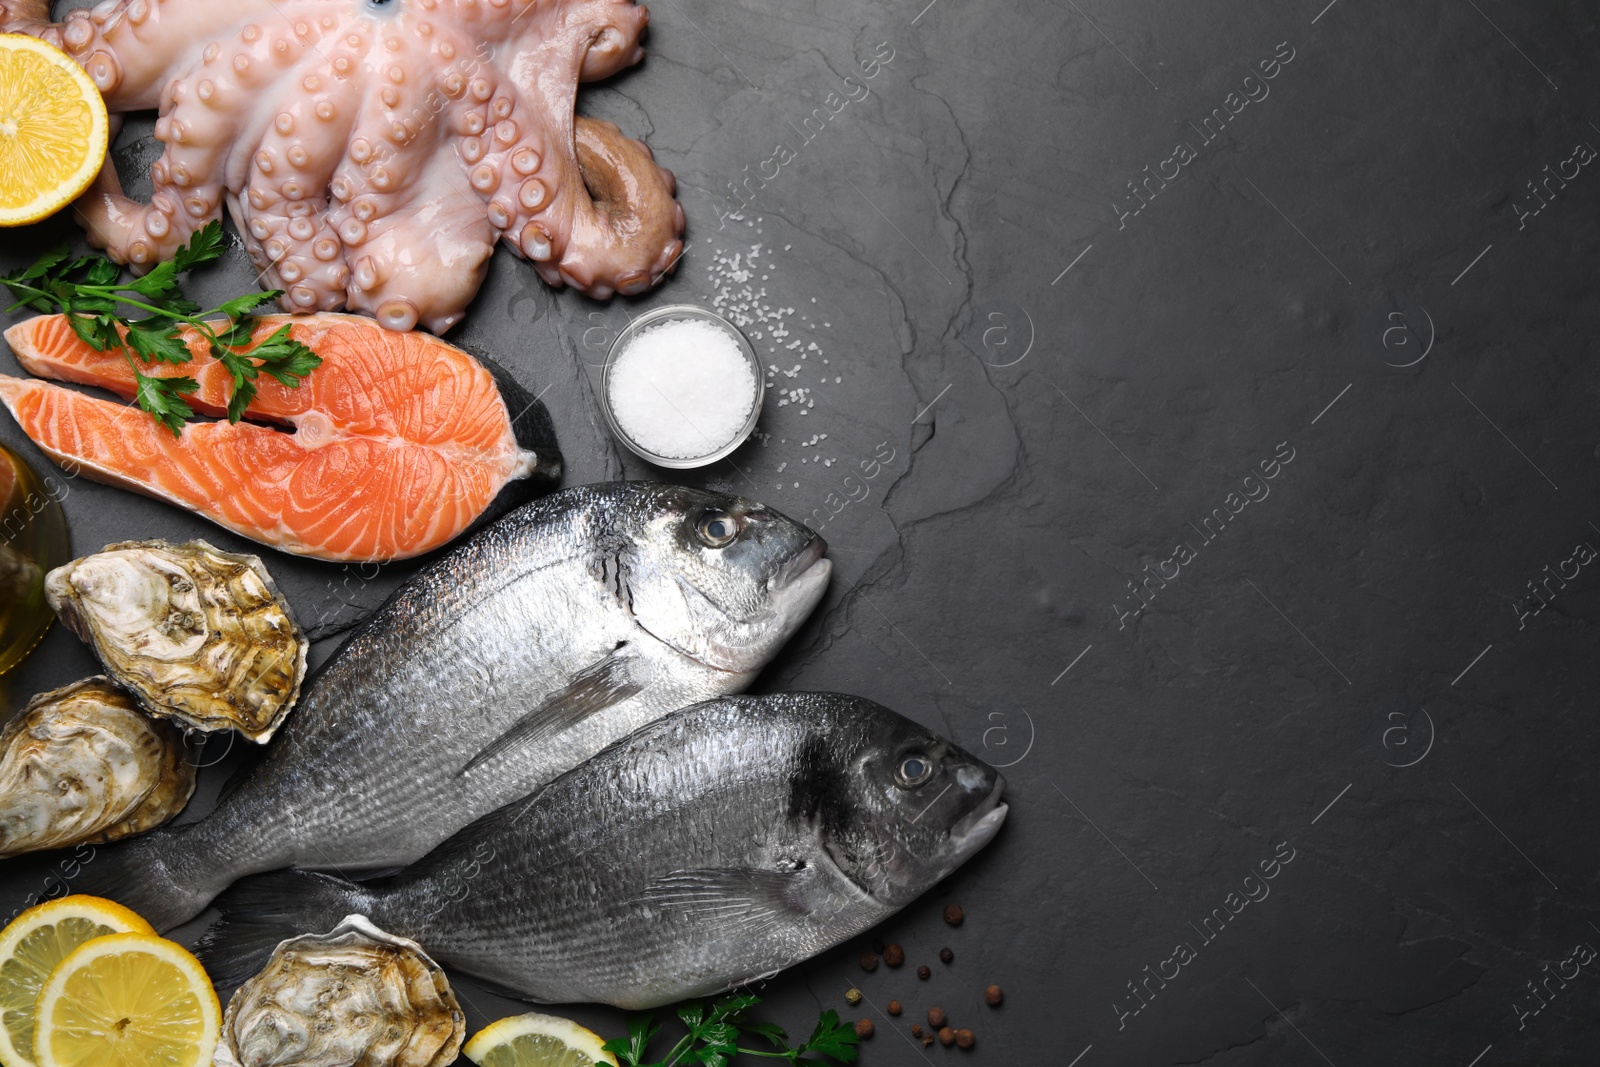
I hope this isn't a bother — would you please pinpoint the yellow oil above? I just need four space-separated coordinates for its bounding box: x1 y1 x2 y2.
0 445 70 676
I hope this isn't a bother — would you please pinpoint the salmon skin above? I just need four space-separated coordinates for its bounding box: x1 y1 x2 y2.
0 314 561 562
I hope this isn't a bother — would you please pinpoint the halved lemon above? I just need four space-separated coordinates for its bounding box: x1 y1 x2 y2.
0 895 154 1067
0 34 109 227
463 1012 619 1067
33 932 220 1067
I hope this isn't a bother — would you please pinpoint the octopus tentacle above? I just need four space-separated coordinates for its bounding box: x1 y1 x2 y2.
563 117 684 297
0 0 686 331
344 161 498 335
239 68 363 312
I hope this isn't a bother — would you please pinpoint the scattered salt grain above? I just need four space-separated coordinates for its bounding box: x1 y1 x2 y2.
608 319 758 460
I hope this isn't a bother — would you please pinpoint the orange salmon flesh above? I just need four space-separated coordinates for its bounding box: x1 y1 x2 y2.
0 314 542 562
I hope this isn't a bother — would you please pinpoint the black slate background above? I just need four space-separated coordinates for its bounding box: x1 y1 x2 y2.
3 0 1600 1064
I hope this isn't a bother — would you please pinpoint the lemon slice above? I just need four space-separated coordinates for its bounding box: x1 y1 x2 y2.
0 34 109 227
0 895 154 1067
463 1012 619 1067
33 932 220 1067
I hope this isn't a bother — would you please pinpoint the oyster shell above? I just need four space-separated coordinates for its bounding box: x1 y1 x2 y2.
0 678 196 859
45 540 308 743
216 915 465 1067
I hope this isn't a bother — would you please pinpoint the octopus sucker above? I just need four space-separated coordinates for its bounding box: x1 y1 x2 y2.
0 0 683 331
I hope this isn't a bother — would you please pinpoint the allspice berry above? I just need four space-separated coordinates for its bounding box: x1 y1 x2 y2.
884 943 905 967
943 904 965 926
927 1007 947 1029
938 1027 956 1046
956 1028 975 1050
917 965 931 980
854 1019 875 1039
985 984 1004 1007
887 1000 903 1016
845 988 863 1006
859 950 879 973
939 947 954 964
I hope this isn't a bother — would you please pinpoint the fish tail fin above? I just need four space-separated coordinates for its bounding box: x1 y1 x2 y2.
198 869 368 994
70 827 228 932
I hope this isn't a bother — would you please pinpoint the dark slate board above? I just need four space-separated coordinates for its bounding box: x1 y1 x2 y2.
3 0 1598 1064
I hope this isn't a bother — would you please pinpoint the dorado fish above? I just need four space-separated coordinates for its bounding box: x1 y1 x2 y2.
77 484 831 930
201 694 1008 1009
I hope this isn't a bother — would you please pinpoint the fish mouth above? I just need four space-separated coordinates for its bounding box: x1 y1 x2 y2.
947 780 1008 859
772 535 829 590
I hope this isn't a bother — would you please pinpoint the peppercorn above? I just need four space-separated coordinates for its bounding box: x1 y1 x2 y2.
938 1027 956 1046
927 1007 947 1029
917 965 931 980
854 1019 875 1039
956 1028 975 1050
884 943 905 967
845 988 862 1006
939 947 954 964
859 951 879 973
922 1037 935 1048
943 904 964 926
911 1025 923 1038
887 1000 902 1016
985 984 1003 1007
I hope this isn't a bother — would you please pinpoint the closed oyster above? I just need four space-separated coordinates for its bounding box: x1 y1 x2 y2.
0 678 196 858
216 915 465 1067
45 540 308 743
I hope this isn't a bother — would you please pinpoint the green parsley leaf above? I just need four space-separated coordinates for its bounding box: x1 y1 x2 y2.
4 229 323 432
213 316 260 350
602 1014 662 1067
65 312 118 353
214 290 279 322
227 379 258 424
676 1003 707 1032
7 246 70 284
171 220 225 273
126 325 194 366
127 259 180 302
82 257 120 287
133 371 199 437
739 1022 788 1050
243 325 321 390
598 994 857 1067
796 1011 858 1064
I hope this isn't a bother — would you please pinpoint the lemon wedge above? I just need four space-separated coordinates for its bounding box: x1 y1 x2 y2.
0 895 154 1067
33 932 220 1067
463 1012 619 1067
0 34 108 227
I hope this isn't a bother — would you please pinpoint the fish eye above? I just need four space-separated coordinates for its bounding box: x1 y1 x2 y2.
695 509 740 548
895 752 935 787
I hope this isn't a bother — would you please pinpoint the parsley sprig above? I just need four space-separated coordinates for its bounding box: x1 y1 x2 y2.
603 995 860 1067
1 222 321 435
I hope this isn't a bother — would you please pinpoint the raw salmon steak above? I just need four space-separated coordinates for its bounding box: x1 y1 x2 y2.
0 314 561 563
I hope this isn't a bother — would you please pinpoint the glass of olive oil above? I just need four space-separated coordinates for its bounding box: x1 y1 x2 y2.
0 445 70 676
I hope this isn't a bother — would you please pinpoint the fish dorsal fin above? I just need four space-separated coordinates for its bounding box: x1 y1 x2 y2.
461 648 643 775
635 865 818 935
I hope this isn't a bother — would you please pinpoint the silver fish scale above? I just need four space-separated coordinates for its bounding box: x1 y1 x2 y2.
88 483 825 930
363 695 895 1008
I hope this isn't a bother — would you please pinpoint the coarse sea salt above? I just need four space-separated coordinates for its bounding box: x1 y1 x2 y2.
608 318 758 460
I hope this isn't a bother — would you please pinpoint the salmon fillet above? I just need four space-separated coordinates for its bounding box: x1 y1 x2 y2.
0 314 560 562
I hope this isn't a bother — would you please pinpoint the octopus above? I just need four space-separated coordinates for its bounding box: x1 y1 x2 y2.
0 0 686 332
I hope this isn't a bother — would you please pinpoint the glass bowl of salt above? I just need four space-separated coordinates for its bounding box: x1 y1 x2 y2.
601 305 765 468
